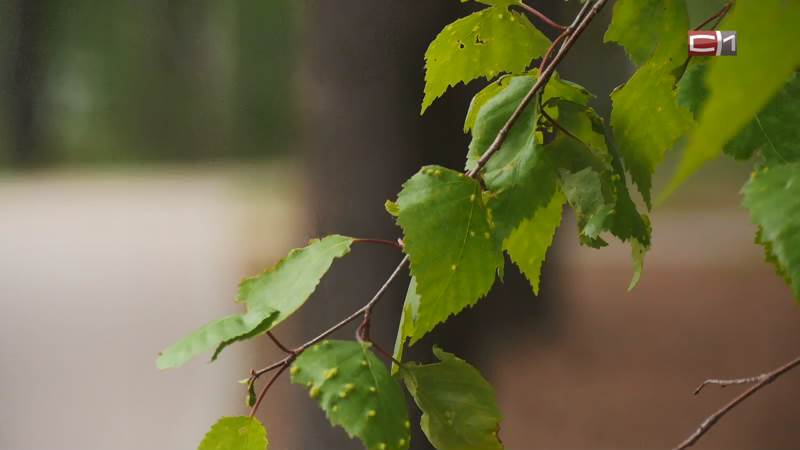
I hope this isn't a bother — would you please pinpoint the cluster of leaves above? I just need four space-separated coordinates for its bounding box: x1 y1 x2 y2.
162 0 800 449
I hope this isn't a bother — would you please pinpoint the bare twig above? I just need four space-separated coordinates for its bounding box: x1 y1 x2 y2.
249 360 291 418
353 238 404 250
538 31 568 72
518 2 567 31
694 374 767 395
266 331 295 355
366 338 406 368
467 0 609 178
694 2 732 31
673 354 800 450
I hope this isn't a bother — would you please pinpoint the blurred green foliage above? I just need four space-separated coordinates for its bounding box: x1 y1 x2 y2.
0 0 297 166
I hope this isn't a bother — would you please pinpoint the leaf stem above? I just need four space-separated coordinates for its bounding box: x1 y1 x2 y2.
518 2 567 31
266 331 296 356
249 359 292 418
673 353 800 450
353 238 404 250
540 103 589 149
694 2 733 31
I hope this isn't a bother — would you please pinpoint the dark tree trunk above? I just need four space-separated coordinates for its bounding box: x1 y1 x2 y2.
8 0 48 167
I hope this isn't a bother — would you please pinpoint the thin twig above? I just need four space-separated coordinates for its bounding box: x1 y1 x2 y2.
367 338 406 368
250 257 409 376
466 0 609 179
694 375 768 395
252 357 290 378
266 331 295 355
298 255 409 353
694 2 732 31
249 360 292 418
538 31 568 72
353 238 404 250
673 354 800 450
674 2 734 84
518 2 567 31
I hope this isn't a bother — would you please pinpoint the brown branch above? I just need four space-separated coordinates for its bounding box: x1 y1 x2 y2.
466 0 609 179
518 2 567 31
673 354 800 450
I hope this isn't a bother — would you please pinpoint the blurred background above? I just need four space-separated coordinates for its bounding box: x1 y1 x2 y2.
1 1 799 449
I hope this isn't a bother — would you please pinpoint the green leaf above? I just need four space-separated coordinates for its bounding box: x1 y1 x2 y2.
291 340 410 450
725 74 800 166
467 76 557 241
198 416 268 450
675 61 709 119
605 0 690 207
422 4 550 112
392 277 420 375
542 71 593 108
395 166 502 343
246 382 257 408
464 71 591 134
666 0 800 196
756 227 792 287
742 162 800 300
402 348 503 450
157 235 354 369
157 308 277 370
610 59 692 207
503 190 565 294
385 200 400 217
237 235 354 317
560 168 611 247
604 0 688 68
678 66 800 165
542 101 651 287
222 234 354 357
543 100 612 175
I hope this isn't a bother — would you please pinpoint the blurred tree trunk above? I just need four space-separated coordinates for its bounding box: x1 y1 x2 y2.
298 2 567 448
7 0 48 167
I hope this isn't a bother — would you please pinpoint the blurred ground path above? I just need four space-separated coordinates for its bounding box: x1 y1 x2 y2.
0 164 306 450
3 163 800 450
495 175 800 450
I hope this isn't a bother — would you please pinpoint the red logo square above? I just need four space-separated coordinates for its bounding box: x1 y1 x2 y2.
688 31 718 56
